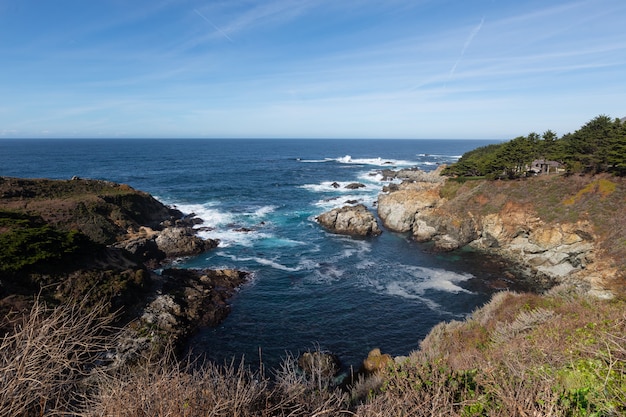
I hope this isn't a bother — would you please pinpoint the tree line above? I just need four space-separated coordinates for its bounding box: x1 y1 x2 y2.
443 115 626 178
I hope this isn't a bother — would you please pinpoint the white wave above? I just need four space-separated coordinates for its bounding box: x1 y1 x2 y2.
197 228 273 248
359 264 473 313
330 155 416 166
253 257 302 272
384 282 442 310
394 266 474 295
308 266 347 284
250 205 277 218
312 195 376 211
297 258 321 270
417 153 462 159
299 155 416 166
300 181 377 193
176 202 234 227
357 171 386 183
218 253 317 273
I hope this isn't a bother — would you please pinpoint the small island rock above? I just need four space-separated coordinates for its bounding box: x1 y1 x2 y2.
316 204 382 237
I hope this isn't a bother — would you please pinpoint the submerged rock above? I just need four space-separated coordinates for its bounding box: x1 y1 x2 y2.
316 204 382 237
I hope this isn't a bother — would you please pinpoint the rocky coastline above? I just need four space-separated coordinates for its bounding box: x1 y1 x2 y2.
3 171 622 374
0 176 250 365
316 166 621 299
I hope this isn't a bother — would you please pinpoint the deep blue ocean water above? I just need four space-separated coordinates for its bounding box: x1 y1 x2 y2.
0 138 525 371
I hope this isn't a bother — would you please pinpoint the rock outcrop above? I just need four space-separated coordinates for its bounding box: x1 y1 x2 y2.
345 182 366 189
376 174 621 296
140 268 249 341
380 166 447 182
0 177 219 265
377 182 441 232
317 204 382 237
154 227 219 258
111 268 250 366
0 177 182 245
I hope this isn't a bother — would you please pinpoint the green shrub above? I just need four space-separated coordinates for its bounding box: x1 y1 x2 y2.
0 210 95 277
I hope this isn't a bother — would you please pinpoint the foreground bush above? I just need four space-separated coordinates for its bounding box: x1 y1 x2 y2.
2 285 624 416
357 286 626 416
0 298 113 416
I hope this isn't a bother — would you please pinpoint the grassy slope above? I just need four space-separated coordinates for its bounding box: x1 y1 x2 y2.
0 176 179 244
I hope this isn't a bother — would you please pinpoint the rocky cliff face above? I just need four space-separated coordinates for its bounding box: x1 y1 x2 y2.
377 173 624 297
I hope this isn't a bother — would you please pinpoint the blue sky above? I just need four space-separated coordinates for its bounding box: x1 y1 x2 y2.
1 0 625 139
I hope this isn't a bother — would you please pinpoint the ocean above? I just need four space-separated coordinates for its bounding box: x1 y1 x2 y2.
0 138 523 371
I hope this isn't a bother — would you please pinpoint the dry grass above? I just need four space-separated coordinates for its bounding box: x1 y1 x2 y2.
2 286 624 416
89 349 353 417
0 298 114 416
88 356 269 417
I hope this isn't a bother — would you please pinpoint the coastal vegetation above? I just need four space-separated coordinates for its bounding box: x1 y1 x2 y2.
2 116 626 415
443 115 626 178
2 286 623 416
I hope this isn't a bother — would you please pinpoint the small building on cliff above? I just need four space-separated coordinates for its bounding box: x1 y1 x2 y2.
530 159 562 175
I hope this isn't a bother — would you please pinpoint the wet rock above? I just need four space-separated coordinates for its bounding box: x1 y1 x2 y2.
120 268 250 362
345 182 366 189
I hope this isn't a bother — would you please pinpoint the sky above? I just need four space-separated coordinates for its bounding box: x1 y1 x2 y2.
1 0 625 139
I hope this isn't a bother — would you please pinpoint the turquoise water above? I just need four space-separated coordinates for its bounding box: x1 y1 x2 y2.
0 138 525 370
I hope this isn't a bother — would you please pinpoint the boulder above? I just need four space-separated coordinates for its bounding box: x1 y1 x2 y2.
316 204 382 237
113 237 165 263
155 227 219 258
345 182 366 190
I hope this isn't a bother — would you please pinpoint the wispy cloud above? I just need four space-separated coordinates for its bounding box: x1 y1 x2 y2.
193 8 234 43
448 16 484 81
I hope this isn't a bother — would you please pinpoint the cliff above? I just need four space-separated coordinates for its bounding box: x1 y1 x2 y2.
377 172 625 297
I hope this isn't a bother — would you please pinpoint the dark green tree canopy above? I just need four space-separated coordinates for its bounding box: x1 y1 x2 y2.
443 115 626 178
